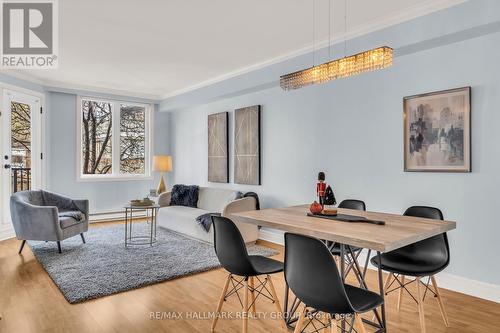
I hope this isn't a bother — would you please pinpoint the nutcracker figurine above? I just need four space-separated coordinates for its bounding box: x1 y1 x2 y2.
317 172 327 208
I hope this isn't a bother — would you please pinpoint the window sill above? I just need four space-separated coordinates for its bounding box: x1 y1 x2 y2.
76 175 153 182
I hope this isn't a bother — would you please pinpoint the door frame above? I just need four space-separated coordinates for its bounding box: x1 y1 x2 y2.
0 83 46 240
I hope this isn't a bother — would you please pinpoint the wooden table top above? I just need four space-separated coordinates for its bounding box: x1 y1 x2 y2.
231 205 456 252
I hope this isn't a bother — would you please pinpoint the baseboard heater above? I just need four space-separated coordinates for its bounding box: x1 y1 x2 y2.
89 209 148 223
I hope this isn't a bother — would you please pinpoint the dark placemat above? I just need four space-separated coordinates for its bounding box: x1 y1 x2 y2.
307 213 385 225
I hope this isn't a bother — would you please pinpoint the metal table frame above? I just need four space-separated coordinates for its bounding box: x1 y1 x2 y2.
124 204 159 247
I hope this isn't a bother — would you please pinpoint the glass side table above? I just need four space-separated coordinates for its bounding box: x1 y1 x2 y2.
124 203 160 247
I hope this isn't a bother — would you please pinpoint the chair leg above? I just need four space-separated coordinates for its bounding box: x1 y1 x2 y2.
266 275 288 332
384 273 394 295
18 240 26 254
330 314 338 333
294 306 307 333
416 277 426 333
431 276 450 327
80 233 86 244
354 314 367 333
211 274 231 331
397 275 406 309
322 313 329 333
249 277 256 315
57 241 62 254
242 278 249 333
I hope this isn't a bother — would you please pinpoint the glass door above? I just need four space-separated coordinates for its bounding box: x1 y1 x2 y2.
1 89 42 226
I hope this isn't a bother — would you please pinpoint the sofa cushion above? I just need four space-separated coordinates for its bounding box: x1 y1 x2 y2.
170 184 199 208
197 187 242 212
160 205 208 221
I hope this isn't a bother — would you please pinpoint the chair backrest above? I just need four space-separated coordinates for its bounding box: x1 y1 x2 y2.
285 233 354 314
338 199 366 211
402 206 450 270
212 215 256 276
12 190 44 206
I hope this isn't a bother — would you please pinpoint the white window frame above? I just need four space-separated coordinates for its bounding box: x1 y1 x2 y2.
76 96 153 182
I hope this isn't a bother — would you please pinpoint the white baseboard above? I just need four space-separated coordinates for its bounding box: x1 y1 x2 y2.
258 228 500 303
259 227 285 245
0 224 15 241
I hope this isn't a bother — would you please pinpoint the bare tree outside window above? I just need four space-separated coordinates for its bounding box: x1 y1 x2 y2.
81 100 112 174
120 105 146 174
79 98 150 178
11 101 32 192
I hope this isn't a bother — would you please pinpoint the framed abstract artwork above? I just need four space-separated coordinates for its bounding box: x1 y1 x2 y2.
208 112 229 183
234 105 261 185
403 87 471 172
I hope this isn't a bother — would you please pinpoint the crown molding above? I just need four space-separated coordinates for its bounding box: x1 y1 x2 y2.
1 70 162 101
160 0 466 100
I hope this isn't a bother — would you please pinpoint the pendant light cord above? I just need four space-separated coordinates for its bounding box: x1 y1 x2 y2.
344 0 348 57
328 0 331 59
312 0 316 66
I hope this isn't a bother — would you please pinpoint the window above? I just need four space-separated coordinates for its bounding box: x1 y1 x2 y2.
77 97 152 180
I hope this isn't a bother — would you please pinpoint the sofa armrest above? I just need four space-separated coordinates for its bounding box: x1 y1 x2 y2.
222 197 257 216
158 191 172 208
222 197 259 243
10 199 60 241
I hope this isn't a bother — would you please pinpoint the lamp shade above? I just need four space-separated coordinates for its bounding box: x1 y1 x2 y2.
152 155 172 172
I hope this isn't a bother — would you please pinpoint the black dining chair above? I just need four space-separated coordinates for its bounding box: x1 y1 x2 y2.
211 216 287 333
285 232 383 333
370 206 450 333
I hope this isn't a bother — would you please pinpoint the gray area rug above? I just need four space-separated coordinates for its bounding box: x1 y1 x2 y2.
28 224 278 304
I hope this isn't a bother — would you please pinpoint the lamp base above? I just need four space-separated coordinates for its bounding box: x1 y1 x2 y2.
157 173 166 194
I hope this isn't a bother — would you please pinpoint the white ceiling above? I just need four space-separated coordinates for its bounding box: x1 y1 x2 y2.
2 0 464 99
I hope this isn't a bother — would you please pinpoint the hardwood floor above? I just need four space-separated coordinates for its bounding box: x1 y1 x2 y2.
1 222 499 332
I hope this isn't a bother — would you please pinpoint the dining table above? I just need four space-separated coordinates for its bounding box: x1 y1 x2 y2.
230 204 456 333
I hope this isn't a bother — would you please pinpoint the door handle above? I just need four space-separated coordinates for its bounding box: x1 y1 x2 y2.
4 164 11 169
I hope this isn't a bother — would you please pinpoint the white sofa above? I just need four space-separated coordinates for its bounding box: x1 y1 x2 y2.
157 187 259 244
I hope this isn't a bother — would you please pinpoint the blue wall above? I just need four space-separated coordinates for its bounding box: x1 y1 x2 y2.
162 0 500 287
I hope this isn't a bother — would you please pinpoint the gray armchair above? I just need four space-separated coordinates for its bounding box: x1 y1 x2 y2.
10 190 89 254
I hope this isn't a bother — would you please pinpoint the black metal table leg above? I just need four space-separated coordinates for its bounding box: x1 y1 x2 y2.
363 249 372 280
340 244 346 332
377 251 387 332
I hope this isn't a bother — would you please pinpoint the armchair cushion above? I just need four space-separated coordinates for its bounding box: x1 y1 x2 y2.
59 216 84 229
58 210 85 229
59 210 85 221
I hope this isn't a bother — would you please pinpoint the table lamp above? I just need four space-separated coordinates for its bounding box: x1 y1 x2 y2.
152 155 172 194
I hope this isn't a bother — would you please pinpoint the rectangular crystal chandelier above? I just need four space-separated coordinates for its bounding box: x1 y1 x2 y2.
280 46 393 90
